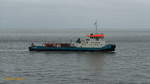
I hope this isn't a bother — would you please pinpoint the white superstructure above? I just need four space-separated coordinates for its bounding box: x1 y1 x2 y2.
73 21 106 48
74 33 106 48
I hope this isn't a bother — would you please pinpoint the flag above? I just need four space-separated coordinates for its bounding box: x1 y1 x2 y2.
94 21 97 25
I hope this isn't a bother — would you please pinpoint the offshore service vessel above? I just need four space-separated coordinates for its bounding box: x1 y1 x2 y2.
29 22 116 51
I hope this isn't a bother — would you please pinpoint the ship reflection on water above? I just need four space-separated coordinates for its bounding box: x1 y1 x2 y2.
28 51 116 83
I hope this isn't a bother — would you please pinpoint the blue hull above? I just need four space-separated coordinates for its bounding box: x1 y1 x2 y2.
29 44 116 52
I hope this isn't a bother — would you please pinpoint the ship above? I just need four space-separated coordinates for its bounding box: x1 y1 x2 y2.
29 22 116 52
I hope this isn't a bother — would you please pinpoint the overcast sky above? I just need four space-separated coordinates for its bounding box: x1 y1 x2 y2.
0 0 150 31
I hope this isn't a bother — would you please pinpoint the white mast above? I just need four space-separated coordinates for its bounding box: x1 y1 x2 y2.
94 20 98 33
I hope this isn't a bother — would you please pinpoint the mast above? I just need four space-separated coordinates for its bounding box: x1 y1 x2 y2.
94 20 98 33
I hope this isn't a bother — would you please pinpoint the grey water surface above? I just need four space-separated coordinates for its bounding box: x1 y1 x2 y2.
0 31 150 84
